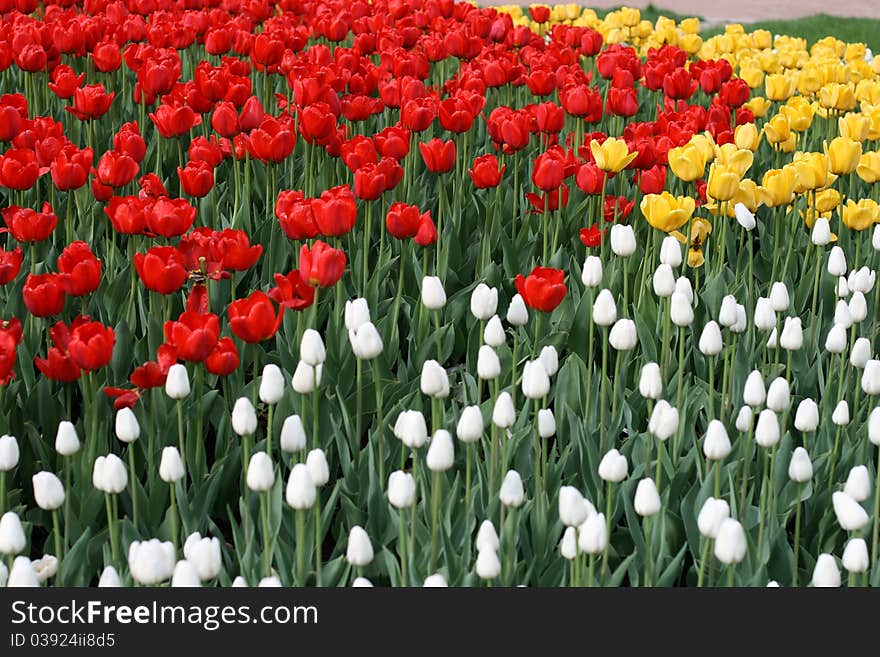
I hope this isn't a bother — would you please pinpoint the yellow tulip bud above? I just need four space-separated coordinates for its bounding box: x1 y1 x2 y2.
763 114 791 145
714 143 754 178
679 17 700 35
751 29 772 50
791 152 830 192
667 142 707 182
759 167 797 207
764 73 796 102
730 179 762 213
814 188 841 213
706 163 741 202
734 123 760 151
841 198 879 231
744 97 772 118
738 66 764 89
819 83 857 112
825 136 862 175
640 192 696 233
780 96 815 132
589 138 637 173
839 112 870 141
857 151 880 184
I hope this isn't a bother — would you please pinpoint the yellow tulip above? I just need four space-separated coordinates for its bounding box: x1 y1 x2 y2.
791 152 830 192
714 144 754 178
779 133 798 154
764 74 796 102
739 66 765 89
814 188 841 213
780 97 815 132
819 83 857 112
731 179 762 212
841 198 880 231
690 133 716 163
763 114 791 145
590 138 637 173
706 163 741 202
796 64 823 96
802 206 834 230
856 79 880 105
825 136 862 174
734 123 760 151
667 142 707 182
744 97 771 118
758 167 797 207
618 6 640 27
861 105 880 141
758 50 781 74
857 151 880 183
845 60 873 85
839 112 870 141
640 192 696 233
751 29 772 50
673 218 713 268
679 17 700 35
679 34 703 55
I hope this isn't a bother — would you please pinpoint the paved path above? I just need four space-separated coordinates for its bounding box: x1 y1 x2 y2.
479 1 880 24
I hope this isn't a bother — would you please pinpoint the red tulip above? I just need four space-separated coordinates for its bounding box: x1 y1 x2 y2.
134 246 187 294
67 321 115 371
401 96 437 133
57 241 101 297
579 225 603 248
299 240 346 288
0 319 22 385
0 148 41 190
312 185 358 236
105 196 147 235
150 103 202 138
145 197 197 238
419 138 455 174
275 190 319 241
354 162 387 201
205 336 239 376
575 162 606 195
228 291 282 343
439 96 476 134
607 87 638 117
34 346 81 383
178 160 214 198
48 65 85 100
0 247 22 285
211 101 241 138
559 85 603 122
529 5 550 22
23 273 66 317
719 78 750 108
114 122 147 163
531 151 565 192
212 229 262 271
514 267 567 313
468 154 505 188
299 102 338 144
268 270 315 310
50 146 93 191
245 115 296 163
164 312 220 362
66 84 115 121
96 150 139 187
188 136 224 168
534 101 565 134
663 68 698 100
92 40 122 73
373 125 410 160
341 136 378 173
2 202 57 243
385 202 433 240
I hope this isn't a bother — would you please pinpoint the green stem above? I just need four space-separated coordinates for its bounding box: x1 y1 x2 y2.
260 493 272 577
128 445 138 528
793 488 802 587
430 470 442 573
170 483 179 554
314 496 323 586
296 508 307 586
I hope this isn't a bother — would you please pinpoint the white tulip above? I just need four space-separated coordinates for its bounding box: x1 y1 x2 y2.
259 364 285 404
280 414 307 453
299 329 326 365
592 289 617 326
581 256 603 288
470 283 498 320
421 276 446 309
344 297 371 331
114 408 140 444
165 363 190 399
506 294 529 326
787 447 813 483
499 470 524 508
484 315 505 347
703 420 731 461
714 518 746 564
346 525 374 567
246 452 275 493
420 360 449 398
54 421 80 456
426 430 454 472
811 553 841 587
633 478 661 517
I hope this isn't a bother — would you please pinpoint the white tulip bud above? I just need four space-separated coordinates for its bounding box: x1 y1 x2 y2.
98 565 121 587
735 406 753 433
280 414 307 453
349 321 384 360
697 497 729 539
165 363 190 399
638 362 662 399
470 283 498 320
834 299 853 327
538 408 556 438
492 392 515 428
754 409 780 448
506 294 529 326
420 360 449 398
849 291 868 322
592 288 617 326
159 447 184 483
305 449 329 487
825 323 848 353
31 555 58 584
259 364 285 404
659 234 683 266
456 406 483 443
634 478 661 517
231 397 258 436
394 410 428 449
844 465 870 502
811 553 841 587
114 408 140 444
183 533 221 581
788 447 813 483
6 556 38 587
670 291 693 326
718 294 737 327
246 452 274 493
577 513 607 555
610 224 636 257
0 434 19 471
291 361 321 394
849 267 875 294
421 276 446 309
753 297 775 331
387 470 416 509
539 345 559 377
714 518 746 564
345 297 371 331
0 512 26 555
598 448 628 483
484 315 505 347
734 202 756 230
652 263 675 297
258 576 282 587
832 491 869 530
766 377 790 412
560 527 578 560
300 329 326 366
769 282 789 312
499 470 524 508
476 520 499 552
832 400 850 426
852 340 872 370
477 345 501 380
794 398 819 432
128 539 175 585
703 420 731 461
828 246 847 276
285 463 316 510
842 538 869 574
346 525 374 567
675 276 693 303
426 430 454 472
92 454 127 494
475 547 501 579
862 360 880 395
54 421 80 456
811 216 831 245
521 359 550 399
648 399 679 441
32 472 65 511
171 559 201 588
581 255 603 287
874 224 880 251
766 327 778 349
743 370 765 407
698 321 723 356
731 304 747 334
424 573 448 587
780 317 802 351
558 486 588 527
609 318 638 351
837 276 850 298
870 407 880 446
